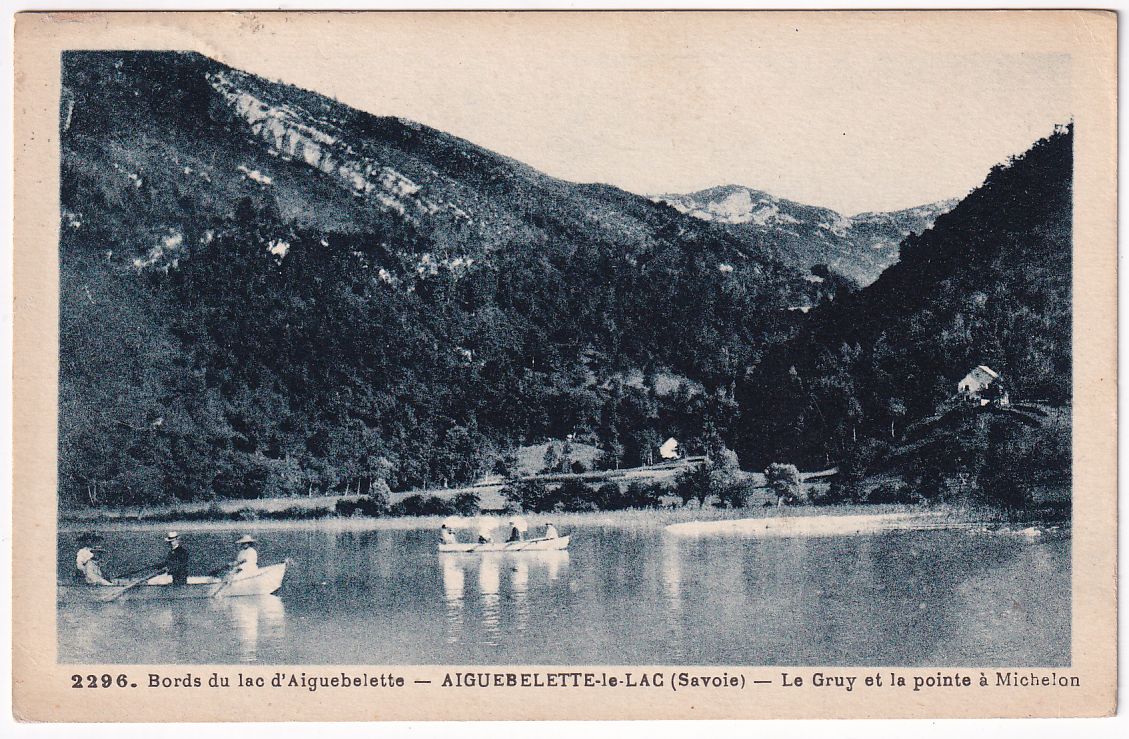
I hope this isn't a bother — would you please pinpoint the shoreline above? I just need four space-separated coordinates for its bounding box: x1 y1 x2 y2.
59 503 1068 535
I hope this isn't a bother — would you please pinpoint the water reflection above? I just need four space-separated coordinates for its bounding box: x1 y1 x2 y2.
58 525 1067 666
511 559 529 634
478 554 502 646
438 552 571 648
220 595 286 662
440 556 465 644
661 535 682 605
660 536 686 661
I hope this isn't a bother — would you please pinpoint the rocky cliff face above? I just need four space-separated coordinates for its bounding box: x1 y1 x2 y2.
206 70 452 221
65 51 816 289
655 185 955 285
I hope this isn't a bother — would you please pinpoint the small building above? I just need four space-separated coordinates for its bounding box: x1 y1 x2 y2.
659 437 680 460
958 365 1009 406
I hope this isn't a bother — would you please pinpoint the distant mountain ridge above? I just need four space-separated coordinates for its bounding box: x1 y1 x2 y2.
654 185 956 285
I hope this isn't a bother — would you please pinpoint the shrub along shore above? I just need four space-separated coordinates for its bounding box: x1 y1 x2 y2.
60 465 1068 527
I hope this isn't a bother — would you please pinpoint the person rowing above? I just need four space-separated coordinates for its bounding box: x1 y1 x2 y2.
477 521 494 544
543 521 559 540
74 533 103 582
439 524 458 545
227 535 259 576
161 531 191 585
80 545 113 586
507 516 529 542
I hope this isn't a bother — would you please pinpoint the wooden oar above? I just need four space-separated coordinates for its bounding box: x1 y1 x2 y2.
210 567 238 598
101 569 163 602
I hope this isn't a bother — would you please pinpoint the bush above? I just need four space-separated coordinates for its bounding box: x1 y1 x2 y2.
554 479 596 511
862 481 912 504
334 495 389 517
451 491 481 516
335 498 360 516
765 462 805 505
558 495 598 513
492 450 519 478
621 481 663 509
262 505 332 520
358 495 390 516
236 507 260 521
392 494 455 516
594 482 623 509
714 480 753 508
808 479 855 506
501 479 556 512
673 464 710 507
674 449 741 507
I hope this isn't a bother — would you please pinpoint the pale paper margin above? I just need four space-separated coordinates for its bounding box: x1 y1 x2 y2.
11 9 1117 721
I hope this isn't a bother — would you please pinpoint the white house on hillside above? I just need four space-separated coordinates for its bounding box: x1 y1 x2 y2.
958 365 1009 406
659 437 680 460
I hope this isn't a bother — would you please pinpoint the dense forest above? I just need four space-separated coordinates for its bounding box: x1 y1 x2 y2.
58 52 1071 510
735 125 1072 506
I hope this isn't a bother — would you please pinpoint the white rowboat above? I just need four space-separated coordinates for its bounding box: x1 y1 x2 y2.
59 562 288 602
438 535 570 553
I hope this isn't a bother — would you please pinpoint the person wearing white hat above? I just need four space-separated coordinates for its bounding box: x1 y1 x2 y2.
230 535 259 575
74 532 102 581
161 531 191 585
81 545 113 586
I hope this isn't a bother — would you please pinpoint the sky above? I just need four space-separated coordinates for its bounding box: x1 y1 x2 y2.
207 12 1072 215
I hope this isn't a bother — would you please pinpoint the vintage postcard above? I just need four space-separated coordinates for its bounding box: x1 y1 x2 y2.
12 10 1116 721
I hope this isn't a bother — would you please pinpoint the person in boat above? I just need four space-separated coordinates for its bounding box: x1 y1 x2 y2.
477 526 494 544
506 523 524 543
74 533 100 581
439 524 458 545
81 546 113 586
228 534 258 575
543 521 559 540
161 531 191 585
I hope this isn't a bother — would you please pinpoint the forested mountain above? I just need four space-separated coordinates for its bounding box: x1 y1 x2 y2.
735 125 1072 505
59 51 824 506
655 186 955 285
57 51 1071 510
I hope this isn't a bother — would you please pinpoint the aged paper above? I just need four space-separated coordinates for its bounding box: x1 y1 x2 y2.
12 10 1116 721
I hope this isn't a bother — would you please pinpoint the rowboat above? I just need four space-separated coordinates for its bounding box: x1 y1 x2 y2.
59 562 288 603
438 535 570 553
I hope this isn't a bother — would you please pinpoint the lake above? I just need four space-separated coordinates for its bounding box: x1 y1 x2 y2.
57 519 1070 665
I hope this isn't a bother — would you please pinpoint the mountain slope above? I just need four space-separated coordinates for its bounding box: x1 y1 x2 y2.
59 51 823 506
655 186 954 285
63 52 811 277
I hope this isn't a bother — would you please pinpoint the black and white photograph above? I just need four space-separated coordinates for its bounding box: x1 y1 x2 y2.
11 8 1118 723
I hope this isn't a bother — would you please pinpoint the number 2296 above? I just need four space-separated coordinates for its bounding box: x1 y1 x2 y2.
71 674 131 688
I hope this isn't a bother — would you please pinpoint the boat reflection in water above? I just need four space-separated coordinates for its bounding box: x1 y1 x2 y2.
219 595 286 662
99 593 286 663
439 551 570 647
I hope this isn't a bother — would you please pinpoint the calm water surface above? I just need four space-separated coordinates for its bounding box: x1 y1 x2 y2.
58 521 1069 665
